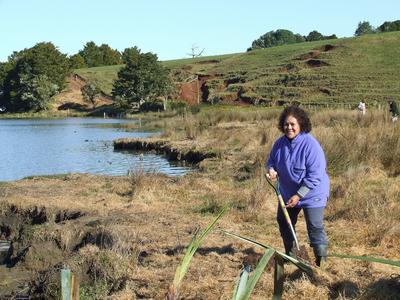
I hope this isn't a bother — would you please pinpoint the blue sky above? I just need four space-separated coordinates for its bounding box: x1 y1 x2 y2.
1 0 399 62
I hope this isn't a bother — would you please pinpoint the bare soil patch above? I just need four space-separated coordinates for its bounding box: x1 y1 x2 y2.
306 59 330 68
195 59 220 65
321 44 335 52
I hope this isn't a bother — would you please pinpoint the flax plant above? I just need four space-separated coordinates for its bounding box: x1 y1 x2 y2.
232 249 275 300
166 207 227 300
224 230 400 299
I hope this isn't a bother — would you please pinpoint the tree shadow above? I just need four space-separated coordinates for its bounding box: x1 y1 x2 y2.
327 275 400 299
87 103 129 117
57 102 89 112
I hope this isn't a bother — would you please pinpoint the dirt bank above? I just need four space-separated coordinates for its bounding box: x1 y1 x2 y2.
114 138 218 164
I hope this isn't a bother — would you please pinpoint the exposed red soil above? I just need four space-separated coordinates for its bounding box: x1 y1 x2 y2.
177 81 201 106
177 75 215 106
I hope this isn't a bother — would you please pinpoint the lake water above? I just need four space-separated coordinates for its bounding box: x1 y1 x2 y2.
0 118 192 181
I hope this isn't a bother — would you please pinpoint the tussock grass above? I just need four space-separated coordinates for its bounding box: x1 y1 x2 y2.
73 245 135 299
128 168 147 199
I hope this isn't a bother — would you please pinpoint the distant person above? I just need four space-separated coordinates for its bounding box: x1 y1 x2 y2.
358 100 366 116
388 100 399 122
266 106 329 267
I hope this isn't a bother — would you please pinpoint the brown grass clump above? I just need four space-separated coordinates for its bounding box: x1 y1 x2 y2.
327 165 400 257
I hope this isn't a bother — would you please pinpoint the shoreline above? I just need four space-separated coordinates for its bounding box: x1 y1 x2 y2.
114 137 218 164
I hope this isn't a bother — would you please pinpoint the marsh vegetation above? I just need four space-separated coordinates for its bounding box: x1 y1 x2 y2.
1 107 399 299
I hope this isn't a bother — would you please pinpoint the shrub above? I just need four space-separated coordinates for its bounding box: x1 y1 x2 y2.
167 100 188 115
190 104 201 115
140 100 165 112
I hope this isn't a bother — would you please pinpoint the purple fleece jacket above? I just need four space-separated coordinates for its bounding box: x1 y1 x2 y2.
266 132 329 208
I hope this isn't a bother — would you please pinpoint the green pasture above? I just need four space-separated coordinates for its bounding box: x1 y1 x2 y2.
75 32 400 106
75 65 121 94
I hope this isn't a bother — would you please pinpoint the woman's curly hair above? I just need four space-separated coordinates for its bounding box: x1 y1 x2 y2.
278 106 312 133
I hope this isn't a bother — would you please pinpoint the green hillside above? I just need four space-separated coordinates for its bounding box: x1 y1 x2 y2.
75 32 400 107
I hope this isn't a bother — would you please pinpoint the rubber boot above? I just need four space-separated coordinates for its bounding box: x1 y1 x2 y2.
284 240 294 256
313 244 328 267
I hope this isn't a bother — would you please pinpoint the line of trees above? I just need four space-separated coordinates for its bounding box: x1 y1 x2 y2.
355 20 400 36
0 42 172 112
249 19 400 50
249 29 337 51
69 41 122 69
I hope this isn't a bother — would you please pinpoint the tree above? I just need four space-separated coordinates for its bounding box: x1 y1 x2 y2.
23 42 69 90
112 49 172 108
81 81 102 108
69 54 86 69
355 21 375 36
306 30 324 41
2 42 69 112
99 44 122 66
78 42 122 67
0 61 14 98
251 29 305 49
19 73 58 111
79 41 103 67
305 31 338 41
378 20 400 32
121 46 141 64
324 34 338 40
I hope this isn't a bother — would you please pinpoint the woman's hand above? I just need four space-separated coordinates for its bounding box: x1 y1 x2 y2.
285 194 300 208
267 168 278 180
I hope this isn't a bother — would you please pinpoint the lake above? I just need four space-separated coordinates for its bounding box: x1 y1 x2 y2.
0 118 192 181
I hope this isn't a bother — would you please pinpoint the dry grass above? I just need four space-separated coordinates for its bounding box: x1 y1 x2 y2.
1 108 400 299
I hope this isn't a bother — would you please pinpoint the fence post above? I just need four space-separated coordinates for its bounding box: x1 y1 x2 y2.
72 274 79 300
273 256 285 299
61 268 79 300
61 268 72 300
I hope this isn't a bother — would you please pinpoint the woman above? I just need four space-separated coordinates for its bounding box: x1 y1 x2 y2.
358 100 366 116
388 100 399 122
266 106 329 266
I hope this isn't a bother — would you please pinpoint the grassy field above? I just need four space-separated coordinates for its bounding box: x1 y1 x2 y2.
75 32 400 108
1 107 399 299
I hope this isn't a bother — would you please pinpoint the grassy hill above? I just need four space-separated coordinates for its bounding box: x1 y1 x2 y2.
75 32 400 107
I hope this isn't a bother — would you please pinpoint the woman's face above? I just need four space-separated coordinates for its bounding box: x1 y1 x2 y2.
284 115 301 139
